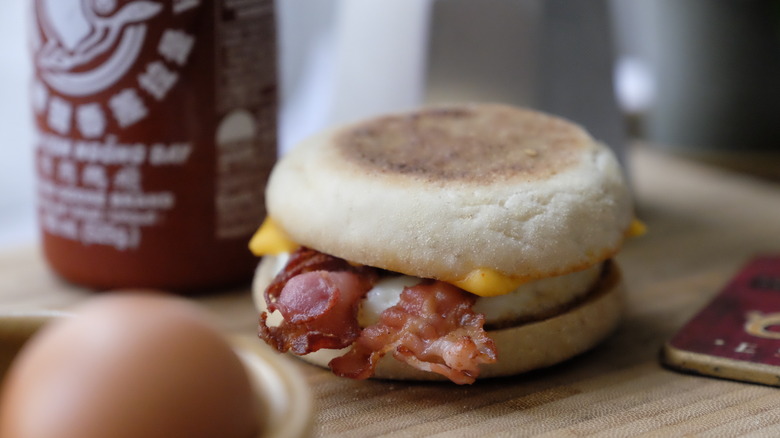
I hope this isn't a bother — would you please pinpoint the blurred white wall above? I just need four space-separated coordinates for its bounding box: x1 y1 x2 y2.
0 1 37 249
278 0 432 154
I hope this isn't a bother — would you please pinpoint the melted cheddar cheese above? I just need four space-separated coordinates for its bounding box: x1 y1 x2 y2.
248 218 298 255
451 269 527 297
249 217 644 297
626 218 647 238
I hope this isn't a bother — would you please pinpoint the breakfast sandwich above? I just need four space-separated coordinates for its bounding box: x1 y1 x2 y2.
249 103 641 384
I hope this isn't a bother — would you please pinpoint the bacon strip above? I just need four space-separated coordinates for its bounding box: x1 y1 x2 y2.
258 248 498 384
259 248 377 354
264 247 359 307
329 281 497 384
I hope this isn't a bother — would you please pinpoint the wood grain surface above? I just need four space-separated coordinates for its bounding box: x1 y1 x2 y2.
2 144 780 437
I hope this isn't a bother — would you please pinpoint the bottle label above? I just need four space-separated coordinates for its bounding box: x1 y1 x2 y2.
32 0 276 252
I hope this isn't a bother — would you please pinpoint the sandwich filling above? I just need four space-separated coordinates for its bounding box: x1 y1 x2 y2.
252 221 607 384
257 247 499 384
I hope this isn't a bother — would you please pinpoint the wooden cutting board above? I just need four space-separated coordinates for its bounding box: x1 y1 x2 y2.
2 144 780 437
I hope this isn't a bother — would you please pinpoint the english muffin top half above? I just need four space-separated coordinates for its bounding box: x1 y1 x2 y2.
266 103 633 285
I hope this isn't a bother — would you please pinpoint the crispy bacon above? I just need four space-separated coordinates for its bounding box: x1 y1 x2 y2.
258 248 498 384
329 281 497 384
264 247 360 307
259 248 377 354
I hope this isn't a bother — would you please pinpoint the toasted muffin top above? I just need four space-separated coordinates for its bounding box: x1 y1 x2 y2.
266 103 633 283
334 105 589 184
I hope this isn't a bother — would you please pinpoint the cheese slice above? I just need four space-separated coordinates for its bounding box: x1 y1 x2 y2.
248 218 298 255
626 218 647 238
451 268 527 297
250 217 649 298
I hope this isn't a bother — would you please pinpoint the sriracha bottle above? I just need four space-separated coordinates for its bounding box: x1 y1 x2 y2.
30 0 277 292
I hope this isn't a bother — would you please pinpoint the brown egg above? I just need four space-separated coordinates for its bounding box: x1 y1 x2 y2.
0 293 258 438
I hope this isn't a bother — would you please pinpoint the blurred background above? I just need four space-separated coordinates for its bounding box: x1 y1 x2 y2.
2 0 779 251
1 1 36 249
